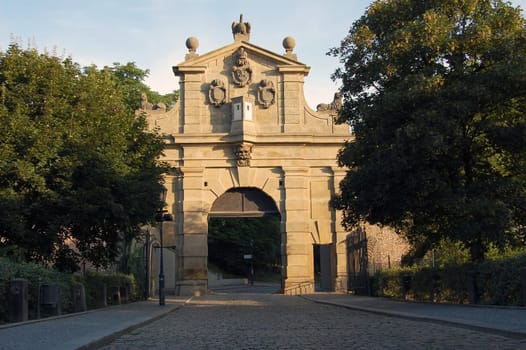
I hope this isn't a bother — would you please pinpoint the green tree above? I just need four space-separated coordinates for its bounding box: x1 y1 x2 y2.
0 44 80 262
103 61 177 272
0 43 167 269
104 62 179 112
331 0 526 262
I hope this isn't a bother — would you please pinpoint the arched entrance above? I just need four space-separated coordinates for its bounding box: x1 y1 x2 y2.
208 188 282 292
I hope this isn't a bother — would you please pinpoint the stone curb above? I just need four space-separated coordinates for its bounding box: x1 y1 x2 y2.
0 304 120 330
300 296 526 340
77 298 192 350
0 297 192 350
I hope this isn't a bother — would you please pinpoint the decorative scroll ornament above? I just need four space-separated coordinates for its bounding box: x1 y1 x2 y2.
257 79 275 108
208 79 227 107
234 142 254 167
232 48 252 87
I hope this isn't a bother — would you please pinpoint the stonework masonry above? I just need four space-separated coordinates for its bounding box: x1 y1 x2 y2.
140 16 407 296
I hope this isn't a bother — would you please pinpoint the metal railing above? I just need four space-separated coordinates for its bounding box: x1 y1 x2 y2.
283 281 314 295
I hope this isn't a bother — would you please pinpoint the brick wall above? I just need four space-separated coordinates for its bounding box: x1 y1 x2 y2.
364 225 409 272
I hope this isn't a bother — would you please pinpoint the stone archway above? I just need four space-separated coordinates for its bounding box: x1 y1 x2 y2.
208 187 282 289
141 16 352 296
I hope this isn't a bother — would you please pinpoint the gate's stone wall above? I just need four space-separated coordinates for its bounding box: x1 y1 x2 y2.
140 16 405 296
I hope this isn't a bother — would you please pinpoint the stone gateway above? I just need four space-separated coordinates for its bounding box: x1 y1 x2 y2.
140 16 406 296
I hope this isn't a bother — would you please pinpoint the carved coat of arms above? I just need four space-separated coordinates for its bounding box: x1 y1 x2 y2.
208 79 227 107
257 79 275 108
232 48 252 87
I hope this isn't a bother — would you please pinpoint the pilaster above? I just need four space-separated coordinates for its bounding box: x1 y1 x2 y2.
278 66 310 133
333 168 349 292
282 167 314 293
176 167 208 296
173 66 207 134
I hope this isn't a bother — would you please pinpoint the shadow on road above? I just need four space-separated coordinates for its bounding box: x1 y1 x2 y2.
208 280 281 294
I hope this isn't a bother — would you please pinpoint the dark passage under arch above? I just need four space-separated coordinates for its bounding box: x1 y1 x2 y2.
209 187 279 218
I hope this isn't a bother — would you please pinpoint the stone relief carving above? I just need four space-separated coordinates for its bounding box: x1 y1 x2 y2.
140 93 166 112
140 92 153 110
234 142 254 167
208 79 227 107
257 79 275 108
316 92 342 112
232 48 252 87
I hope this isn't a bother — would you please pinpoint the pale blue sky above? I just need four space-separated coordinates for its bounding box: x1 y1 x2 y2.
1 0 526 108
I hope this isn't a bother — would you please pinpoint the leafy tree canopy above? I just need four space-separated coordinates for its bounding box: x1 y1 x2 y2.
0 43 171 269
103 62 178 112
331 0 526 262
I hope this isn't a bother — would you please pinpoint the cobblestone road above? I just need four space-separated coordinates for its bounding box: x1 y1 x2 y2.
99 293 526 350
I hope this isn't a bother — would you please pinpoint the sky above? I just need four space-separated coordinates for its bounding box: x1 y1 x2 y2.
1 0 526 109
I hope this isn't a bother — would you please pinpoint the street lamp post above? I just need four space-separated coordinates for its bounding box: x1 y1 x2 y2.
144 226 151 299
157 185 167 306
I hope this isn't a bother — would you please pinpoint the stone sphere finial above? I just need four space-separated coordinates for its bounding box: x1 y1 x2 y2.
282 36 297 60
282 36 296 53
185 36 199 53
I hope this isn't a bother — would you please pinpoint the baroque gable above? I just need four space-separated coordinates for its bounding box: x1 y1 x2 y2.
141 17 349 141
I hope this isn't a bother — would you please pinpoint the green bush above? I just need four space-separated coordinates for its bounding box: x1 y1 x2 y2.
477 253 526 305
74 272 140 308
371 252 526 306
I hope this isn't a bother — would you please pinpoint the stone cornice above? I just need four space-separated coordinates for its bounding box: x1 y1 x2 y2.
172 65 207 76
277 65 311 75
162 133 352 146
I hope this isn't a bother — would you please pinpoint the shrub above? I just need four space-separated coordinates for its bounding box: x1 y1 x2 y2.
371 251 526 306
74 272 140 308
478 253 526 305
